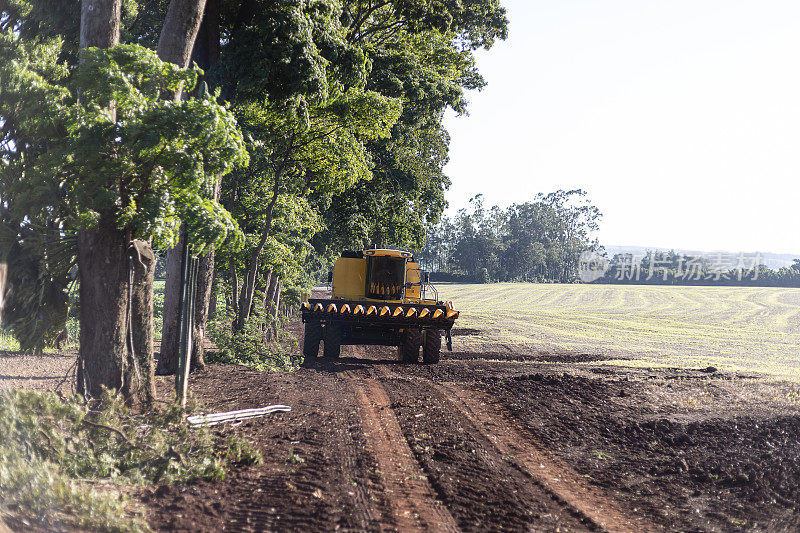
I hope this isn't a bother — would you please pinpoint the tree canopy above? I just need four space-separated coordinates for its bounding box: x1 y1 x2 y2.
0 0 509 367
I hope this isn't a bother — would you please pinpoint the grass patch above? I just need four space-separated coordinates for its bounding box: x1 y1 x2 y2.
0 389 262 531
0 328 20 351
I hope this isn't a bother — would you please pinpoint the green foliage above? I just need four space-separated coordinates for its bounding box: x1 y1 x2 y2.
225 435 264 466
0 0 141 62
319 26 490 253
201 0 507 305
219 86 401 315
0 224 74 353
215 0 366 105
1 389 222 484
208 308 299 372
287 448 305 465
0 21 247 352
0 388 263 530
0 33 247 251
420 190 603 283
342 0 508 50
153 280 165 338
0 327 20 351
0 0 510 359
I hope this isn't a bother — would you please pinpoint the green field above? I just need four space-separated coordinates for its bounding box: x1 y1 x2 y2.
437 283 800 378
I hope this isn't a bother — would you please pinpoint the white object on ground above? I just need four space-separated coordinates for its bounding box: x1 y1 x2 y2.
187 405 291 427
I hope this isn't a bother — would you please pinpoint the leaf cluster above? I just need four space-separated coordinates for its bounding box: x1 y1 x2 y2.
0 37 248 253
0 387 264 529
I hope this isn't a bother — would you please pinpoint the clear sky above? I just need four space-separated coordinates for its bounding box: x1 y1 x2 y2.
443 0 800 255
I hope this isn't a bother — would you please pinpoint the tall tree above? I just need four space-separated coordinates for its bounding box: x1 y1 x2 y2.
0 2 246 401
155 0 212 375
160 0 398 358
225 92 402 332
76 0 128 399
317 1 508 254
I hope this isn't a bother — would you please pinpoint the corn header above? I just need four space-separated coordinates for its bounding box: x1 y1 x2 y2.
301 249 459 363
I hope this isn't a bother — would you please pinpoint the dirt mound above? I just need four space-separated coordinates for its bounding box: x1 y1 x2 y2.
478 371 800 531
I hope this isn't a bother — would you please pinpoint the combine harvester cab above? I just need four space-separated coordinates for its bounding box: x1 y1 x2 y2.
301 249 459 363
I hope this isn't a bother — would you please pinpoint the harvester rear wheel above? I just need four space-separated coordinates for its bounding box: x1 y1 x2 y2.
303 321 322 360
323 323 342 359
422 329 441 364
399 328 422 363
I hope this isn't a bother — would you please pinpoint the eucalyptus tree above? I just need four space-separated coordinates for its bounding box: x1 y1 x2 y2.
316 0 508 254
225 91 401 332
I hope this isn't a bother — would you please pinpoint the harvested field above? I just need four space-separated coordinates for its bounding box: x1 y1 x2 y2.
438 283 800 377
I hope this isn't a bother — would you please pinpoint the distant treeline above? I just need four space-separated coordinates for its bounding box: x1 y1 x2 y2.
418 190 601 283
417 190 800 287
597 251 800 287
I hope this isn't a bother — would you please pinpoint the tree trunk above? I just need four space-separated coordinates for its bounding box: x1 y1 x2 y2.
261 272 281 342
189 176 222 370
264 271 278 316
222 0 257 99
272 278 281 319
190 247 214 370
233 176 282 332
158 0 208 69
0 261 6 325
77 0 126 399
80 0 121 50
128 239 156 407
208 271 218 319
191 0 219 71
157 234 184 375
229 259 239 315
155 0 209 374
77 223 128 399
268 277 282 342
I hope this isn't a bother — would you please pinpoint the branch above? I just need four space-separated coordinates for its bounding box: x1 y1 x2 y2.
81 419 133 445
346 0 392 43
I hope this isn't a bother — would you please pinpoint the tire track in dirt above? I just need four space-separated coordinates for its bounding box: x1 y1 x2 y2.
344 372 460 532
379 366 657 533
146 367 390 532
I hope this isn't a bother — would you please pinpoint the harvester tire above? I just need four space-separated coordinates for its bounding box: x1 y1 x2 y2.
400 328 422 363
422 329 441 364
303 321 322 360
323 323 342 359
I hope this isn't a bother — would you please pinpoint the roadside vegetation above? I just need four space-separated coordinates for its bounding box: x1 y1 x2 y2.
0 0 510 404
207 310 299 372
0 389 262 531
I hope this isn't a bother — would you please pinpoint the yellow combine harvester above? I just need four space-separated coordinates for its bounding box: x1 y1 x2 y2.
301 249 459 363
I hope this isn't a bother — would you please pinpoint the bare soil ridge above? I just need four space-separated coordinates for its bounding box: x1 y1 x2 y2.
347 373 459 531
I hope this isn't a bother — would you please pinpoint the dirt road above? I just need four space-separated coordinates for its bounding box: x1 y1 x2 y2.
140 334 800 532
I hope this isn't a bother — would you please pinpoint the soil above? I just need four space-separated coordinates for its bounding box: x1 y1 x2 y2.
0 349 77 394
4 322 800 531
